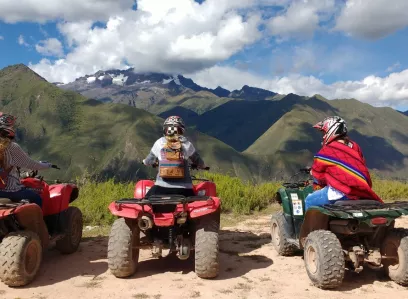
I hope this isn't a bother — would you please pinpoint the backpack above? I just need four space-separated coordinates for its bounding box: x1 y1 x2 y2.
159 140 185 179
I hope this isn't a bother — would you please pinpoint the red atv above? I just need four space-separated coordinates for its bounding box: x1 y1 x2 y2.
107 164 221 279
0 168 82 287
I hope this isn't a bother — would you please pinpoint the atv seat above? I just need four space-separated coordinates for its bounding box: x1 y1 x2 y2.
334 199 383 206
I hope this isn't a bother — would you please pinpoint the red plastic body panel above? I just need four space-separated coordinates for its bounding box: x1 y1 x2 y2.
193 181 217 197
20 178 50 202
134 180 155 199
45 184 74 216
20 178 76 216
109 197 221 227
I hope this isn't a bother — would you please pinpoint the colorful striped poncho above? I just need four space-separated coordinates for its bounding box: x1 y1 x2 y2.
311 139 383 203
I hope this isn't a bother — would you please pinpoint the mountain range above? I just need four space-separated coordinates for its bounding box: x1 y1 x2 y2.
1 64 407 183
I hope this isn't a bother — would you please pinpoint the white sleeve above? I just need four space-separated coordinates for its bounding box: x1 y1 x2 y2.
151 138 163 157
183 141 196 158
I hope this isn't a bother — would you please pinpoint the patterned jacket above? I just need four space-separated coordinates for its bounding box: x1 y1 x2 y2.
311 139 383 203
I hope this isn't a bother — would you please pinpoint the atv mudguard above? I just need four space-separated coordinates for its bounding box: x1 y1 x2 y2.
275 185 314 240
1 203 49 248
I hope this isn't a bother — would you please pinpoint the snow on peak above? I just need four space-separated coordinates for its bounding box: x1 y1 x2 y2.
162 75 181 85
87 76 96 84
112 73 128 86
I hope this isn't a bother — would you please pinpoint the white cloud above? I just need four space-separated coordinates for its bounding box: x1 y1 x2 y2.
268 0 335 39
17 34 29 46
35 38 64 57
386 62 401 73
0 0 135 23
335 0 408 39
30 0 264 83
189 65 408 108
0 35 4 40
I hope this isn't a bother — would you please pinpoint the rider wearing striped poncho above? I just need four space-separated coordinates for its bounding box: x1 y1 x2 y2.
305 116 383 211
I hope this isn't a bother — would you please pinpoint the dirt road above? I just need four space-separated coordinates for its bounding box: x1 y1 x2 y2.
1 216 408 299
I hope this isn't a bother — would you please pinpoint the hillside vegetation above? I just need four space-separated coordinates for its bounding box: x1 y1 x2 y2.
73 172 408 226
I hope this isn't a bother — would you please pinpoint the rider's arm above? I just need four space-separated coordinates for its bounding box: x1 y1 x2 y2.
143 139 161 166
190 151 205 168
143 151 157 166
9 142 52 170
184 142 206 168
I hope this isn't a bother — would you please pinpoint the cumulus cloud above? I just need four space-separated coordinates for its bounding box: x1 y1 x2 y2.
35 38 64 57
189 65 408 108
335 0 408 39
268 0 335 39
30 0 264 83
0 0 135 23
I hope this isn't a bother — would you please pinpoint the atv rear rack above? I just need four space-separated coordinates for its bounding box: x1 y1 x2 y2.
321 201 408 217
116 195 213 206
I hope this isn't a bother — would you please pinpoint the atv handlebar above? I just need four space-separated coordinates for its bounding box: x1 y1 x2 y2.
299 167 311 173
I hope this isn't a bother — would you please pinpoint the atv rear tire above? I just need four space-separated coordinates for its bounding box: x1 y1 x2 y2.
381 228 408 286
0 231 42 287
194 209 220 279
108 218 140 278
304 230 345 289
56 207 83 254
270 212 297 256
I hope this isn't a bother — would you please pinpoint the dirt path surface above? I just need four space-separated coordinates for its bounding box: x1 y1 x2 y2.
1 216 408 299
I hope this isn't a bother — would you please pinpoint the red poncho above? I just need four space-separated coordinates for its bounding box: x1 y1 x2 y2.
311 140 383 203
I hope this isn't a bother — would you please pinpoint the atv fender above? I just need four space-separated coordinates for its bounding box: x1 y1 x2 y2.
13 204 50 248
108 201 143 219
299 209 329 249
189 197 221 218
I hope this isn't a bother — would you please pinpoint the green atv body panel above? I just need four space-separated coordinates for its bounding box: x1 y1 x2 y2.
276 185 408 248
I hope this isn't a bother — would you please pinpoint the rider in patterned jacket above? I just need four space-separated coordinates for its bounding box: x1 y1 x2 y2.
142 116 207 197
305 116 383 211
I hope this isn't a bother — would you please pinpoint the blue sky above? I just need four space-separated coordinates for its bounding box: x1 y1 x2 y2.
0 0 408 110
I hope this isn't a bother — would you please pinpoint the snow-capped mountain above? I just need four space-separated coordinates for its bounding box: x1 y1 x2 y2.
58 68 280 111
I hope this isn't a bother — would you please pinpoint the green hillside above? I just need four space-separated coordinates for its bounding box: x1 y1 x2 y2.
148 90 233 115
0 64 261 182
246 96 408 178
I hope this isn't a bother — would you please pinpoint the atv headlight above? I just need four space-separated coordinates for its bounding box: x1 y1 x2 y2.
197 190 206 196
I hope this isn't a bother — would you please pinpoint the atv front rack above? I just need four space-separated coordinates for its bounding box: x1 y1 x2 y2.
116 195 213 206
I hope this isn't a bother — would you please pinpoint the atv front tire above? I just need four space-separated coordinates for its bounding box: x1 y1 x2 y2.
56 207 83 254
304 230 345 289
194 209 220 279
270 212 297 256
108 218 140 278
0 231 43 287
382 228 408 286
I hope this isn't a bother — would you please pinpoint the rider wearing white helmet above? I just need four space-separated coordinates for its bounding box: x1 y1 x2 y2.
305 116 382 211
143 115 207 197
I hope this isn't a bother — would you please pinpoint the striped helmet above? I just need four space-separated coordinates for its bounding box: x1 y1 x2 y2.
0 112 16 139
313 116 347 145
163 116 185 136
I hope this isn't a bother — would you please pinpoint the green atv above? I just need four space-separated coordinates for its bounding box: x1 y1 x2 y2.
270 167 408 289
